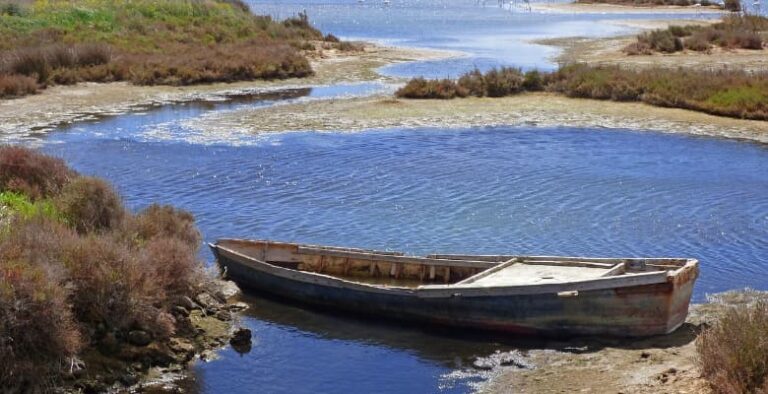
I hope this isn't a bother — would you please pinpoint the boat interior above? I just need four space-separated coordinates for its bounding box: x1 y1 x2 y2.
216 239 692 288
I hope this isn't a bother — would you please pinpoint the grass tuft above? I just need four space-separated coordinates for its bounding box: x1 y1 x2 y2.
696 300 768 393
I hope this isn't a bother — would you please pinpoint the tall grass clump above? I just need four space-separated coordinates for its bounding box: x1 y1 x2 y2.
696 300 768 393
0 145 212 390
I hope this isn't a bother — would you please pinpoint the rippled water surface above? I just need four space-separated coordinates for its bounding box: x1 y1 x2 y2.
43 119 768 392
12 0 768 392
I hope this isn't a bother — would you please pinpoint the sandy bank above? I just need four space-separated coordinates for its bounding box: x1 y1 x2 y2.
535 18 767 72
480 290 768 394
532 2 725 14
190 93 768 144
0 43 457 139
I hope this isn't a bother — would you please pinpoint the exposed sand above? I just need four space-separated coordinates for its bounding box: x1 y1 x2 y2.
532 2 725 14
536 18 768 72
190 93 768 143
480 290 768 394
0 43 458 139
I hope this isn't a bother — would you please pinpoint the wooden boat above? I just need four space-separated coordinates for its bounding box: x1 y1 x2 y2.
209 239 699 337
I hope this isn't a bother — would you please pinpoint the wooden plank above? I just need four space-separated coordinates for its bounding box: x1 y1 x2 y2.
296 246 497 269
601 263 626 277
455 257 520 285
522 260 615 269
417 271 669 298
427 254 689 265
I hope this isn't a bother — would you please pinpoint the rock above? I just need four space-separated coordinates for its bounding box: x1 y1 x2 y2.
127 330 152 347
172 306 190 317
168 337 195 362
215 310 232 321
195 293 222 310
473 350 533 370
640 351 651 359
177 296 200 310
119 373 139 386
227 302 249 312
216 280 241 300
230 327 252 348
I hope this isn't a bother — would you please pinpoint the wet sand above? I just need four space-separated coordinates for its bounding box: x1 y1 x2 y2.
189 93 768 144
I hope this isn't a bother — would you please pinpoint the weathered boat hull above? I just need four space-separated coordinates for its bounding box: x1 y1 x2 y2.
212 242 698 337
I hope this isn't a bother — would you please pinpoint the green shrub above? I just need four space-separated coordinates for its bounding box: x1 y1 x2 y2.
696 300 768 393
523 70 544 91
55 176 125 234
0 191 61 221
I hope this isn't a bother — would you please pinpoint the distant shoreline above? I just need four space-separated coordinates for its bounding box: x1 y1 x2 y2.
531 1 726 13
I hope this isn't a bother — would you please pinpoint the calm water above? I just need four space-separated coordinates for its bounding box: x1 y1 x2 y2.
8 1 768 393
248 0 720 76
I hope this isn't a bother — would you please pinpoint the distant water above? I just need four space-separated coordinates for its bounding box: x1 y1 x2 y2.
247 0 720 76
7 1 765 393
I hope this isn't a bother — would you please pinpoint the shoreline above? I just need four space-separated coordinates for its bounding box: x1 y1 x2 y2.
187 93 768 144
0 43 458 141
531 2 725 14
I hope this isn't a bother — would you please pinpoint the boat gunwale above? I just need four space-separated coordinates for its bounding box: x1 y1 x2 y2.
211 239 699 298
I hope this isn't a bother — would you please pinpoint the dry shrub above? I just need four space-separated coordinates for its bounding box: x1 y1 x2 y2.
140 237 206 298
0 145 74 200
130 204 202 250
548 64 643 101
638 29 684 53
64 235 175 339
0 216 81 390
0 74 37 98
623 41 653 55
0 258 82 391
55 176 125 234
724 0 741 11
457 68 486 97
696 300 768 393
484 67 524 97
684 32 713 51
125 42 312 85
395 77 466 99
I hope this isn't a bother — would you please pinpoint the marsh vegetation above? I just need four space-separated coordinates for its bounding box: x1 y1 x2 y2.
0 0 347 99
396 65 768 120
